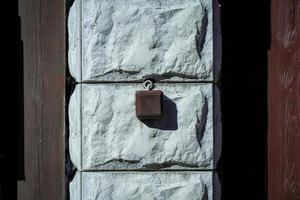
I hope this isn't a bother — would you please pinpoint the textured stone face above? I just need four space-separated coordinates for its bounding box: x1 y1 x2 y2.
68 0 80 81
71 172 213 200
68 85 81 170
68 0 213 81
69 84 213 170
68 0 221 198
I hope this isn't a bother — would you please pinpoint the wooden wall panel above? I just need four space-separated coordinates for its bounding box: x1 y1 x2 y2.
268 0 300 199
17 0 65 199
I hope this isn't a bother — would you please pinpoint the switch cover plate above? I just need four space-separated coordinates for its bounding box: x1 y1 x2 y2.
135 90 163 119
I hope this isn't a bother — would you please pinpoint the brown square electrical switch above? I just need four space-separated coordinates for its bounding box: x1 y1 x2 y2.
135 90 163 119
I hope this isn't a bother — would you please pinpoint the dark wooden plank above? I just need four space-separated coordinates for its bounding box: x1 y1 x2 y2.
17 0 65 199
268 0 300 199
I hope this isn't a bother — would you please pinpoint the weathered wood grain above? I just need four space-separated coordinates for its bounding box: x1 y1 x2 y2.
268 0 300 199
17 0 65 199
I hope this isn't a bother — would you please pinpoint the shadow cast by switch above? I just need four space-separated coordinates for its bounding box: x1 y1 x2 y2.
141 95 178 131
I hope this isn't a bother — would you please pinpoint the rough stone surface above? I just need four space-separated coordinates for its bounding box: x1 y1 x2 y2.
70 171 81 200
69 84 81 169
68 0 220 198
68 0 213 81
69 83 213 170
68 0 81 81
70 172 213 200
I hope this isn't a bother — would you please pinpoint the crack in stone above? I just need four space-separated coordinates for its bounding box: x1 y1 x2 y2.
201 182 209 200
196 95 208 147
142 71 201 81
160 186 184 198
142 161 199 170
92 69 210 81
93 69 141 78
159 8 183 21
195 6 208 59
98 158 141 166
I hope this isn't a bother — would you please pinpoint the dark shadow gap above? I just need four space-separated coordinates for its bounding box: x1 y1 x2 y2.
218 0 270 199
65 0 77 200
0 0 20 199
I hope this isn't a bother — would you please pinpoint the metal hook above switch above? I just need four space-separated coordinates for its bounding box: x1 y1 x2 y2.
136 80 163 119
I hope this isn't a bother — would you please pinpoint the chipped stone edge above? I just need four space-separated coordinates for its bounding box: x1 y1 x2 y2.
68 0 82 82
69 84 82 170
69 171 82 200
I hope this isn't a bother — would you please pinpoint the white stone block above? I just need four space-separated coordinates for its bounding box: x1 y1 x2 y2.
69 83 214 170
70 172 214 200
69 84 82 169
68 0 81 81
68 0 213 81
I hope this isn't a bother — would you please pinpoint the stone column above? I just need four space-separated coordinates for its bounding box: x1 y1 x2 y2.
68 0 221 199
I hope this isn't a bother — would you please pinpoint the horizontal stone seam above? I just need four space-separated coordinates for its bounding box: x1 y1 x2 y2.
76 80 216 84
79 169 216 172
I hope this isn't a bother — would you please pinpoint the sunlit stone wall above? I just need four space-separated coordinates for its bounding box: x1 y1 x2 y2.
68 0 221 199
